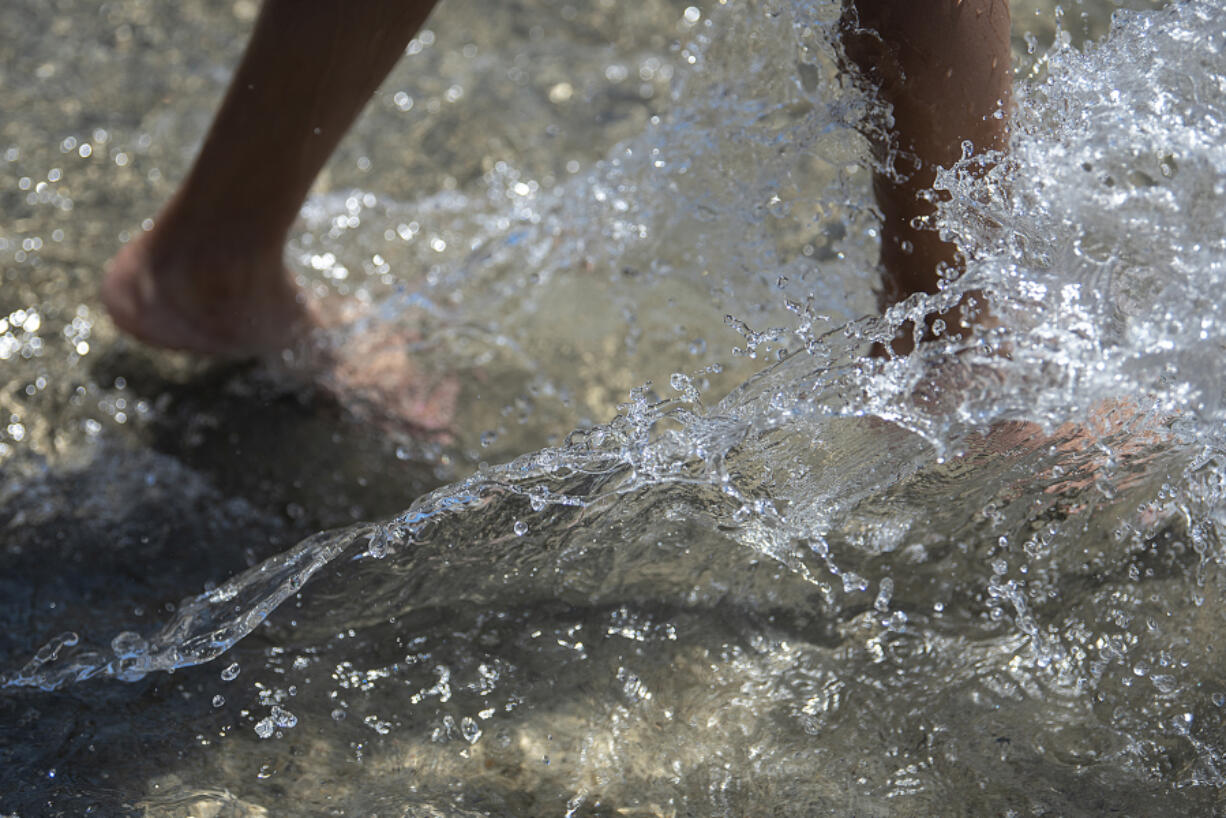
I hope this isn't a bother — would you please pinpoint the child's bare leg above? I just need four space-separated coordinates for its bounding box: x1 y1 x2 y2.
103 0 438 356
843 0 1012 353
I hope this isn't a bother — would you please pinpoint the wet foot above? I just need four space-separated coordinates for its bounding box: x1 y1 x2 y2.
102 228 317 357
103 223 458 441
311 320 461 443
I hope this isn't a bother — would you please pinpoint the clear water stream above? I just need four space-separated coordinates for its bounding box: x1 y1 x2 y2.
3 0 1224 814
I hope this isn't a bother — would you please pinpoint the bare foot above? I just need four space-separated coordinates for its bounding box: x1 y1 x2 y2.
314 320 461 443
103 217 458 441
102 226 316 357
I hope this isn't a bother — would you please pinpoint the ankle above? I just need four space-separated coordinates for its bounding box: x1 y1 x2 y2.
140 214 287 290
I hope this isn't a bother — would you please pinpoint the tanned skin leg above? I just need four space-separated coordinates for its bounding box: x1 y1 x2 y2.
105 0 1009 358
102 0 439 356
843 0 1012 354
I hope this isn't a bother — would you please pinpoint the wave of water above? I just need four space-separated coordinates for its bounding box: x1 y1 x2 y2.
5 0 1226 813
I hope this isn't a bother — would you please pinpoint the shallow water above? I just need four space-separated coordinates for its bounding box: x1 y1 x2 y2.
3 0 1224 814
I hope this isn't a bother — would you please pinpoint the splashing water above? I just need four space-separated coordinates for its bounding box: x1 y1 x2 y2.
4 0 1226 814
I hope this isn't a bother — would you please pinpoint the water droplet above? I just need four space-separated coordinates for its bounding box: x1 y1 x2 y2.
841 573 868 593
1151 674 1177 694
271 705 297 729
212 695 225 708
874 578 894 612
460 716 482 744
221 662 240 681
364 715 392 735
514 520 528 536
110 631 146 658
367 528 389 559
254 717 274 739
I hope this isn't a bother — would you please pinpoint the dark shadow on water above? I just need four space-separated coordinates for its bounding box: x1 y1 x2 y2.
0 347 453 813
92 346 448 533
0 669 228 816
